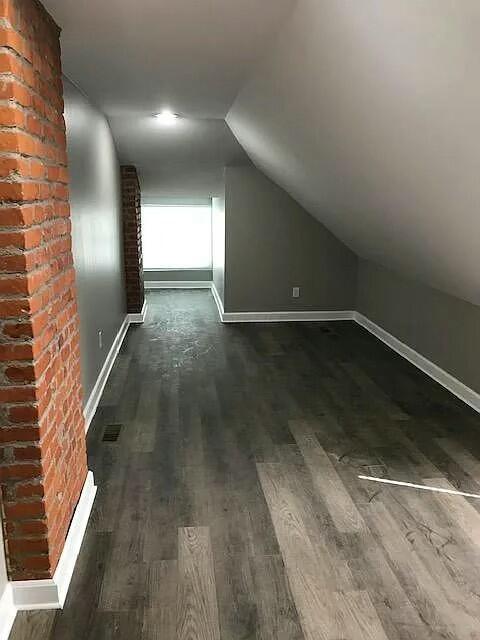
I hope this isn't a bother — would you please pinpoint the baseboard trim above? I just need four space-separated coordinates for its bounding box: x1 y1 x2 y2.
210 282 225 321
210 285 355 324
354 312 480 414
11 471 97 611
83 317 129 433
221 309 354 323
127 300 148 323
145 281 212 289
209 291 479 413
0 583 15 640
84 303 147 433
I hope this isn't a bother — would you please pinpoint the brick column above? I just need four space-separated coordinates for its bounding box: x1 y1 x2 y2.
120 166 144 315
0 0 88 580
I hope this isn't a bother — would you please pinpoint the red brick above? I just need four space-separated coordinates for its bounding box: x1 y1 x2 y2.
0 79 33 106
4 500 45 520
0 0 87 583
0 156 25 178
0 26 25 55
0 229 42 252
13 445 41 461
121 166 144 315
8 404 39 423
0 427 40 444
0 386 36 402
7 537 49 555
0 463 41 481
13 519 47 536
0 342 34 361
0 205 36 227
17 555 51 571
5 364 35 383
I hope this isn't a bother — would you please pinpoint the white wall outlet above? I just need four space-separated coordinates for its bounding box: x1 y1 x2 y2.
98 330 103 350
292 286 300 298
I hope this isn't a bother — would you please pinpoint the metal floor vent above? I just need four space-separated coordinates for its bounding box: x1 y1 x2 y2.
102 424 123 442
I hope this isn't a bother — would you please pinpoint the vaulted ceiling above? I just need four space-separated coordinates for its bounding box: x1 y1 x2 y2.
44 0 480 305
42 0 295 197
227 0 480 305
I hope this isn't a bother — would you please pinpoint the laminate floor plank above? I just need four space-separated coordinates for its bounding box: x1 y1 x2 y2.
131 380 158 453
361 500 480 640
257 462 389 639
256 461 340 639
381 486 480 623
344 533 431 640
142 560 177 640
48 531 111 639
289 419 366 533
8 291 480 640
176 527 221 640
435 437 480 476
8 612 56 640
424 477 480 550
286 459 356 592
213 549 258 640
249 554 304 640
380 482 480 601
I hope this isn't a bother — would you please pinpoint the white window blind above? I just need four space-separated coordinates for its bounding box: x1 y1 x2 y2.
142 205 212 270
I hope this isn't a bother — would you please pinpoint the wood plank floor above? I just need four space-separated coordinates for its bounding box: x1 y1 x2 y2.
9 290 480 639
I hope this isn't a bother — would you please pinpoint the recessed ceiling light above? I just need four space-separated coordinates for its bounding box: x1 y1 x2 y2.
154 110 179 124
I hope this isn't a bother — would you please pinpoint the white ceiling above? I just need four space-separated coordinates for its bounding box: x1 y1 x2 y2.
227 0 480 305
109 115 248 198
43 0 480 304
43 0 296 197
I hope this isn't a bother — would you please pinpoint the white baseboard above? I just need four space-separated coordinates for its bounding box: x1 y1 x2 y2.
220 309 354 323
354 312 480 414
209 289 479 413
83 317 129 433
11 471 97 611
127 300 148 323
0 583 15 640
84 303 147 433
210 282 224 320
145 281 212 289
210 284 353 324
222 310 354 323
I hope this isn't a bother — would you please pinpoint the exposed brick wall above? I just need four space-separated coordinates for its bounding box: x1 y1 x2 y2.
120 165 144 314
0 0 88 580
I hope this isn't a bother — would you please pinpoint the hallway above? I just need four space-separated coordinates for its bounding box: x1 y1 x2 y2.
9 290 480 640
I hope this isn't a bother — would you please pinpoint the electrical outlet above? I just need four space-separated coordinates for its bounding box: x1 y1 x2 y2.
292 287 300 299
98 330 103 350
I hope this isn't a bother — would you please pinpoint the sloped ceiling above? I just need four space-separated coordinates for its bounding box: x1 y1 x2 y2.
227 0 480 305
42 0 295 198
108 116 247 199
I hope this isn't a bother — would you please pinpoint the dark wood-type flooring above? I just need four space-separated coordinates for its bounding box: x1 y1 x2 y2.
10 290 480 639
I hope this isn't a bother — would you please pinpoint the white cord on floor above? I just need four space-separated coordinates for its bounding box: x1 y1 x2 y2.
358 475 480 500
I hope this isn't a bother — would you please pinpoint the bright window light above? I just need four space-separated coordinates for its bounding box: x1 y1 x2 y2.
142 205 212 270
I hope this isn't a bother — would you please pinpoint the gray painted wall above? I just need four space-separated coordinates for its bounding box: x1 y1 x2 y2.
144 269 212 282
64 78 126 405
357 260 480 395
212 189 226 305
224 166 357 312
228 0 480 307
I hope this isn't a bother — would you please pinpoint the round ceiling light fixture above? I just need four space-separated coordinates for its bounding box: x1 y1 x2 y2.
154 109 180 125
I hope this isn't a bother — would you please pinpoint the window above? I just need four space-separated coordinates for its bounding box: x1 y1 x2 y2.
142 205 212 270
